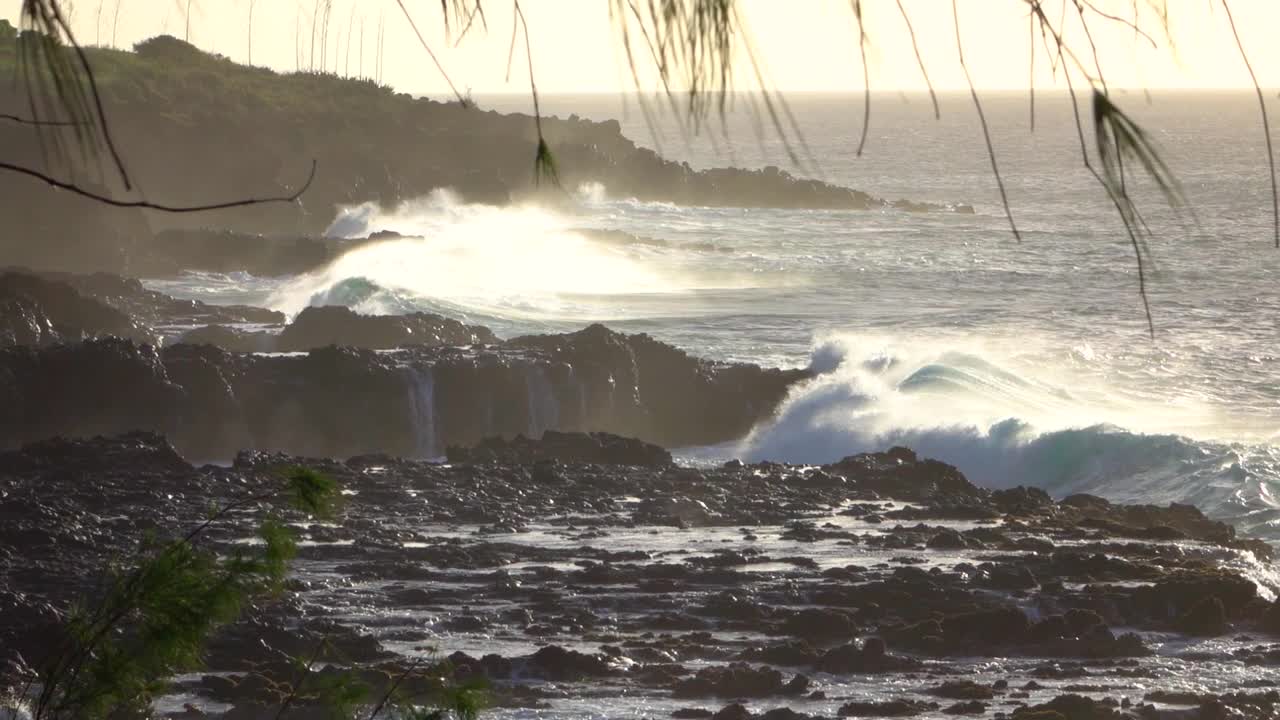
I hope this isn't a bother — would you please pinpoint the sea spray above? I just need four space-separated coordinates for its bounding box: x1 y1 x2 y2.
271 190 683 320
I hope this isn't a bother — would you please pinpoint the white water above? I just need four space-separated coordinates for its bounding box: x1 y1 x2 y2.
728 334 1280 539
267 189 754 326
147 92 1280 542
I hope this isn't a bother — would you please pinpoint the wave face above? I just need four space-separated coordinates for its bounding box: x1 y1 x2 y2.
732 335 1280 541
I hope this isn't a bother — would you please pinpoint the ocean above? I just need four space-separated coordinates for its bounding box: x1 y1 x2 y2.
148 90 1280 542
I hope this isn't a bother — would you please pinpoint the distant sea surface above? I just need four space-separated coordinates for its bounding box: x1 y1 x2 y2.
151 91 1280 541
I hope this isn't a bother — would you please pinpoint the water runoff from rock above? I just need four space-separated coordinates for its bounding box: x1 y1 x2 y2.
404 366 439 459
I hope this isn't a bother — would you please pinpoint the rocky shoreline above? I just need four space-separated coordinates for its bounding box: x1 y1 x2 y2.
0 270 806 459
1 269 1279 719
1 433 1277 720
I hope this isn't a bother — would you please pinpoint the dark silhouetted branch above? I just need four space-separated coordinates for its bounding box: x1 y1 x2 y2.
1028 5 1035 132
953 0 1020 241
894 0 938 120
0 112 83 126
852 0 869 157
395 0 466 104
1221 0 1278 248
0 158 317 212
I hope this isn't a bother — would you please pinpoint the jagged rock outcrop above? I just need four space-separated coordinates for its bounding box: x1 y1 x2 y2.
275 305 498 351
0 339 183 447
2 269 283 344
0 271 154 347
183 305 498 353
39 269 284 329
0 325 807 459
509 324 806 447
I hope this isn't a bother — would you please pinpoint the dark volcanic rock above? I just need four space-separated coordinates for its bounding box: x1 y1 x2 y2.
0 433 1274 719
277 305 497 351
826 447 984 505
780 608 860 644
509 324 809 448
446 430 672 466
1011 694 1123 719
1134 571 1258 622
1176 596 1228 636
927 681 995 700
179 324 276 353
839 699 938 717
673 664 795 698
818 639 922 674
0 339 182 446
1263 600 1280 635
0 271 153 347
521 645 615 681
0 324 805 458
32 269 284 331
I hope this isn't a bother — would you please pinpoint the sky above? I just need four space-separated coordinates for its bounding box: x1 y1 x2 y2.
3 0 1280 97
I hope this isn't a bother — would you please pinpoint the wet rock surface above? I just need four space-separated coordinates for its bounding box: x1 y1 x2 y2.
274 305 498 351
0 324 806 459
0 270 155 347
0 434 1276 719
2 268 283 344
182 305 499 353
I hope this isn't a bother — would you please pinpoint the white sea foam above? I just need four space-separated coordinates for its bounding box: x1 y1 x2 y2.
731 334 1280 539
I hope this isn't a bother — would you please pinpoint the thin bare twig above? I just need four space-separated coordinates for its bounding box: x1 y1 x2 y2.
1 158 317 212
1221 0 1278 248
894 0 937 120
366 658 424 720
1028 4 1035 132
0 112 83 126
851 0 869 157
1079 0 1158 46
1050 15 1156 337
272 635 330 720
953 0 1020 241
395 0 467 103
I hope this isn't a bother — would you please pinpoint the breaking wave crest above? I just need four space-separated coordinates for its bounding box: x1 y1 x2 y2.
735 334 1280 541
268 190 750 325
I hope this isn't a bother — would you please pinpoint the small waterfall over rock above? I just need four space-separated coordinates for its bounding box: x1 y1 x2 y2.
405 366 439 458
568 365 588 428
524 365 560 438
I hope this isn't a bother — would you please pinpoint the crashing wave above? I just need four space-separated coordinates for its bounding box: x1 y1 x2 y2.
734 334 1280 541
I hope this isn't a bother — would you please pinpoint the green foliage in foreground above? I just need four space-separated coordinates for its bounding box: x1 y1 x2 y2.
2 466 481 720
